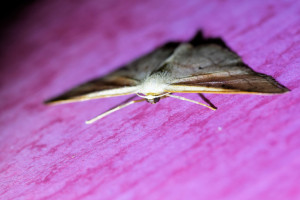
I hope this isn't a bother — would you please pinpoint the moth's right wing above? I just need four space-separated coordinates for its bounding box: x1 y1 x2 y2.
45 43 179 104
163 43 289 94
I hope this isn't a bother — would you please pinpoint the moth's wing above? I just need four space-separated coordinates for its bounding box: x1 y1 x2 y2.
45 43 179 104
44 79 139 104
163 43 289 94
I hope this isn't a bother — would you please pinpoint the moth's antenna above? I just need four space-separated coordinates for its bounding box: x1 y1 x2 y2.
85 98 146 124
165 94 217 111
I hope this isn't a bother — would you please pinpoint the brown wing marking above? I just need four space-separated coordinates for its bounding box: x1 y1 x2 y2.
166 70 289 94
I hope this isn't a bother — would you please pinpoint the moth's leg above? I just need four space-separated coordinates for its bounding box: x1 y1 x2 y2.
198 93 218 110
166 94 216 111
86 97 146 124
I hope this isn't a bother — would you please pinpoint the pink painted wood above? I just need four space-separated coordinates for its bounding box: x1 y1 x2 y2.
1 0 299 199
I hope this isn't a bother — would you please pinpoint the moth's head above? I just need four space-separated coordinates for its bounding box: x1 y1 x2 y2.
136 92 168 104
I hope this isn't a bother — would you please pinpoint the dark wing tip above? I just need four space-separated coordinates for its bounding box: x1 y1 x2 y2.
44 96 64 105
44 93 78 105
259 73 290 94
44 99 52 105
278 86 290 93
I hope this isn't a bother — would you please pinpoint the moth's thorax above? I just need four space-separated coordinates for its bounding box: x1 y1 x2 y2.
137 73 169 96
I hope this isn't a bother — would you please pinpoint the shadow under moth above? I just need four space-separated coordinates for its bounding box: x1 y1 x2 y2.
45 32 289 124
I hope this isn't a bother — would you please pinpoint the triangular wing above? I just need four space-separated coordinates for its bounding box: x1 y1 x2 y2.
162 43 289 94
45 43 179 104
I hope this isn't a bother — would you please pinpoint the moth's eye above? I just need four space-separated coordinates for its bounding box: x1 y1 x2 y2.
146 97 160 104
153 97 160 103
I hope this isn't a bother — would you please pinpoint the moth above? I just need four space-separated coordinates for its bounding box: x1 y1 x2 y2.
45 32 289 124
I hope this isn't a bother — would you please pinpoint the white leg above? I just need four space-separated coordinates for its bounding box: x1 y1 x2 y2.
85 98 146 124
166 94 216 111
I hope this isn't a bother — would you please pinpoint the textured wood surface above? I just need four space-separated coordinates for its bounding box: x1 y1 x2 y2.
0 0 300 199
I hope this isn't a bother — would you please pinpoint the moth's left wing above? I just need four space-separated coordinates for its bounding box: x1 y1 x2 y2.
163 43 289 94
45 42 179 104
45 77 139 104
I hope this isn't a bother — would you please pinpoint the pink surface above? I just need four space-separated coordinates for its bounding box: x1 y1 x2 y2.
1 0 300 199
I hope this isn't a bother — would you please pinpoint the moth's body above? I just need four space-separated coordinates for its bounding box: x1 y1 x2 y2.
138 73 168 96
45 32 289 123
